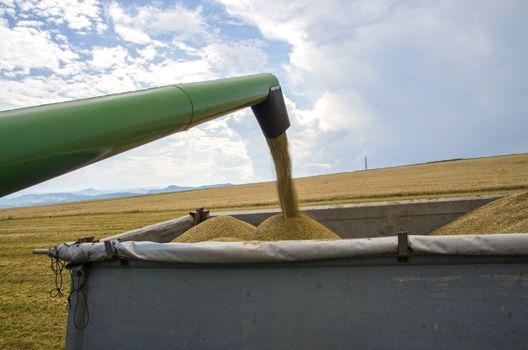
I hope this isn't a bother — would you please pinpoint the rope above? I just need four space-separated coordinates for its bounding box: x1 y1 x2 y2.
67 266 90 330
48 245 66 298
49 256 65 298
46 243 91 329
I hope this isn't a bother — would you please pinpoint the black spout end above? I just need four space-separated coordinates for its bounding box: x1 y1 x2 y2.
251 86 290 139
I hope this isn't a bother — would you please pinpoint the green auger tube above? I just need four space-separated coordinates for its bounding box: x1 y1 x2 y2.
0 73 290 197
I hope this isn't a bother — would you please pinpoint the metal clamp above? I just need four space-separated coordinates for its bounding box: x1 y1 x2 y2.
189 207 210 226
104 240 116 260
397 231 409 262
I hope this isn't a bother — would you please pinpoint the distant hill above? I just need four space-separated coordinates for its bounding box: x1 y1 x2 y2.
146 183 231 194
0 183 232 209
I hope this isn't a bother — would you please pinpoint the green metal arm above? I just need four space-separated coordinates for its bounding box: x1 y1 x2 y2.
0 73 289 197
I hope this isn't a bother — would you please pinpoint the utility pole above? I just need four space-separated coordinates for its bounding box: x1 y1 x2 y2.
364 156 368 171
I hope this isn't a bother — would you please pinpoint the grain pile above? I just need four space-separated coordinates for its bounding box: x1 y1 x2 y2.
176 131 341 242
262 132 340 240
257 213 340 240
173 216 257 243
431 191 528 235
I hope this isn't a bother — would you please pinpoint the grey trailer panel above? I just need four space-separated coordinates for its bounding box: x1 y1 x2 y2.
98 196 499 243
66 256 528 350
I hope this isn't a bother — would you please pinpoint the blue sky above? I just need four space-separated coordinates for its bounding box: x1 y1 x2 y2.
1 0 527 194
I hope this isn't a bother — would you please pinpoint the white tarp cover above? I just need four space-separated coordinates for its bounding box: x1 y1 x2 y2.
410 233 528 255
51 233 528 264
51 243 108 263
117 237 397 263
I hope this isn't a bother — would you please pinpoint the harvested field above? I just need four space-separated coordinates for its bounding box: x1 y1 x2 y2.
2 153 527 221
431 191 528 235
0 153 527 349
0 211 184 350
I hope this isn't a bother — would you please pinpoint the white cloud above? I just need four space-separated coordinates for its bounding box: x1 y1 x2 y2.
139 4 205 37
114 23 152 45
108 2 206 45
15 19 44 27
0 0 16 17
142 59 214 85
0 1 274 193
137 45 157 62
0 1 254 107
202 39 268 74
0 76 68 108
10 0 103 31
217 0 528 172
89 46 129 70
281 95 369 176
0 22 79 74
3 0 526 195
299 91 369 131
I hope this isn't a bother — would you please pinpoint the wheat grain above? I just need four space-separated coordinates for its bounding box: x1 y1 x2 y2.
266 133 298 218
431 191 528 235
173 216 257 242
256 213 340 240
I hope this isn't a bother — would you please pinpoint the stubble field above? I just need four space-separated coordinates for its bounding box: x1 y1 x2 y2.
0 153 527 349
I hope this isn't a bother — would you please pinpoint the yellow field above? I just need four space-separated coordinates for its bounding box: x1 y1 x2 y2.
0 153 527 349
3 153 528 220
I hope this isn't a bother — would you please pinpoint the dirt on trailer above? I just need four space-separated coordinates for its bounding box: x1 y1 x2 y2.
431 191 528 235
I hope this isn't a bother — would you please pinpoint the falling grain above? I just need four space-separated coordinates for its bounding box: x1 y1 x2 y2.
176 131 341 243
266 132 298 218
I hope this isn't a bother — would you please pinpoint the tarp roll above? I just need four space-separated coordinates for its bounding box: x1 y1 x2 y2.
49 233 528 264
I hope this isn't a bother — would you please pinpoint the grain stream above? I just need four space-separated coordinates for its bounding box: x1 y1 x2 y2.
266 132 298 218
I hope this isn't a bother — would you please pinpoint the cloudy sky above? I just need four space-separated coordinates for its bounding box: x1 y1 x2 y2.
1 0 527 195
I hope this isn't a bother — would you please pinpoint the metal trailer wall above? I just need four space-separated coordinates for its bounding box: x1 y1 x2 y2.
102 196 500 243
65 255 528 350
229 196 500 238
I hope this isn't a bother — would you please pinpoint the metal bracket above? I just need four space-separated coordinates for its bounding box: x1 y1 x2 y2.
397 231 409 262
104 240 115 260
189 207 210 226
